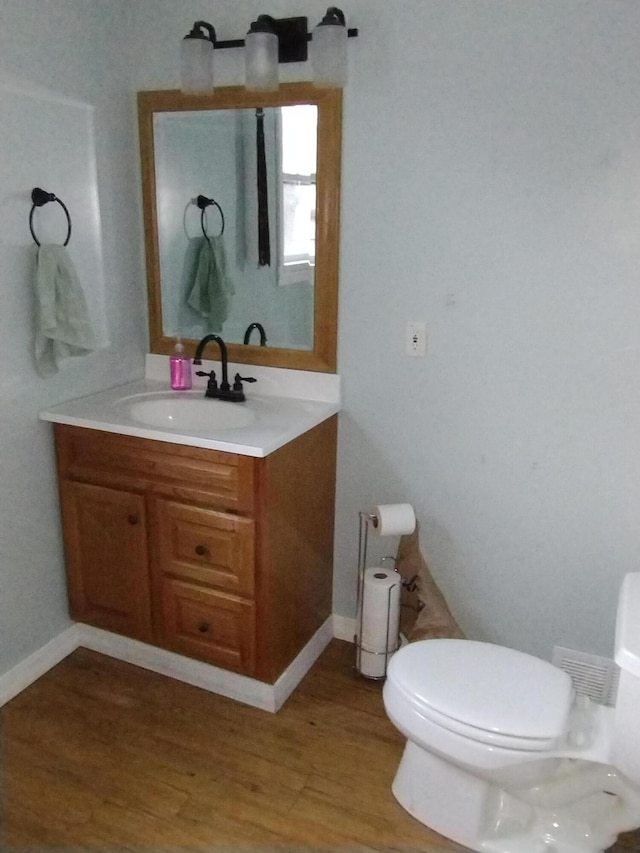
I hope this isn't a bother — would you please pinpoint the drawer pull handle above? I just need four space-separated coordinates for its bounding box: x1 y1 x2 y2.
195 544 208 557
127 514 139 525
197 621 210 633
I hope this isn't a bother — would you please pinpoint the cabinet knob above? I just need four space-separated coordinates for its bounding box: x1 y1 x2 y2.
197 621 210 633
195 544 208 557
127 513 139 525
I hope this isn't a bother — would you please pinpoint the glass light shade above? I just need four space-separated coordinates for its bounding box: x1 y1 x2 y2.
311 19 347 87
245 29 279 91
181 37 214 94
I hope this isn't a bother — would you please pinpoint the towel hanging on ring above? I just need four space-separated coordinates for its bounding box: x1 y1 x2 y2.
29 187 97 376
33 244 97 377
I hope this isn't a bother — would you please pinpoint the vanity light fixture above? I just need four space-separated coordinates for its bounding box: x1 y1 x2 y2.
181 21 216 94
180 7 357 93
310 7 349 88
245 16 280 91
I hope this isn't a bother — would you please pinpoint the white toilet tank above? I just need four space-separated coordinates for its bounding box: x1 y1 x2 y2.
612 572 640 782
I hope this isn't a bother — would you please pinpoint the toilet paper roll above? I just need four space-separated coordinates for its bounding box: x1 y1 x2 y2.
372 503 416 537
358 567 401 678
358 648 394 680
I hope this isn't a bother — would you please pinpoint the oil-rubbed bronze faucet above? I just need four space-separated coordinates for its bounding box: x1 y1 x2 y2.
243 322 267 346
193 334 256 402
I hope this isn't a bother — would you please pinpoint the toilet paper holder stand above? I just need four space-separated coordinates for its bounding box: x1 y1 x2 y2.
354 511 400 680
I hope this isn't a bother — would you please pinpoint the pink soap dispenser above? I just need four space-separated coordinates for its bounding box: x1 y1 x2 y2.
170 338 192 390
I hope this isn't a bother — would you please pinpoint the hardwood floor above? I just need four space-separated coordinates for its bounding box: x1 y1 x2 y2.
1 640 638 852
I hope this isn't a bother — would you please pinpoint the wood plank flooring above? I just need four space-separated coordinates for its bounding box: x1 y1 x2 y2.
1 640 638 852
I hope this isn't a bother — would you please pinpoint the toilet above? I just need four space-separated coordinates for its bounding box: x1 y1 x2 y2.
382 572 640 853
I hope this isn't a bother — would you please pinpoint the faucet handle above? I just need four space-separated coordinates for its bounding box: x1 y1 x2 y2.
196 369 216 380
196 369 218 393
233 373 257 391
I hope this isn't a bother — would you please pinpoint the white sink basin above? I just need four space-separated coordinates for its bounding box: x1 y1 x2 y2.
119 392 256 432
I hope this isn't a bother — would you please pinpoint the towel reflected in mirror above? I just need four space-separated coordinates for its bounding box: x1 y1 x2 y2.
184 235 235 334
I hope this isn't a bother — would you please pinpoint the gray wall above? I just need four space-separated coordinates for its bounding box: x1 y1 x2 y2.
336 1 640 660
0 1 146 675
130 0 640 661
1 0 639 681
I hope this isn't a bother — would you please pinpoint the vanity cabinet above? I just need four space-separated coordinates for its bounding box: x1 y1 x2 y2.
53 417 337 683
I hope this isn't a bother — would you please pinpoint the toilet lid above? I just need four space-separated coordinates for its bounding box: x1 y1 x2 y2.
387 639 574 749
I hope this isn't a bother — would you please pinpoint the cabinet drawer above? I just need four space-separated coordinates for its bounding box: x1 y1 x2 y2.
55 425 255 512
153 500 255 596
160 579 255 673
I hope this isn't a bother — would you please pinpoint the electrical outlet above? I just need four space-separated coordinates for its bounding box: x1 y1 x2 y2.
405 321 426 357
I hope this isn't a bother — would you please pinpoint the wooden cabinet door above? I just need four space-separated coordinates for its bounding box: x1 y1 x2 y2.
60 481 153 641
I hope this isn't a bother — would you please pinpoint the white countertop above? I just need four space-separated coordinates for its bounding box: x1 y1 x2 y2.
39 376 340 458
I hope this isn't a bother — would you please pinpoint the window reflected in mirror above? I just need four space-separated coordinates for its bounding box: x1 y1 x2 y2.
281 104 317 282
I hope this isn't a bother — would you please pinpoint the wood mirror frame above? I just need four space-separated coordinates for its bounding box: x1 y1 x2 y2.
138 83 342 373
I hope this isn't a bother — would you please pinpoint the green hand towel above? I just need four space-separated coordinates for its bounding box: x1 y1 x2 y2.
34 244 98 377
186 236 235 334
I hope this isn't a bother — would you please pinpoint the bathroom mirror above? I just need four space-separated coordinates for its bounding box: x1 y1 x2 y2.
138 84 342 372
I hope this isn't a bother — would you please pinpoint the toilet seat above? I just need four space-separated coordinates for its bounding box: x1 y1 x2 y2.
387 639 574 751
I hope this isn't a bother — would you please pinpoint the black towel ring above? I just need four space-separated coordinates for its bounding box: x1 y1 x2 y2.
29 187 72 247
196 194 225 239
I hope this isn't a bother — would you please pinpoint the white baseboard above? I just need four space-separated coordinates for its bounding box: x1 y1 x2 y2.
273 616 334 710
332 614 356 643
76 624 280 711
0 624 80 708
0 617 339 713
77 618 333 713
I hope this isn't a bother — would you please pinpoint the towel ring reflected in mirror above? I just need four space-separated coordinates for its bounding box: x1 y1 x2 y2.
29 187 72 247
196 194 225 240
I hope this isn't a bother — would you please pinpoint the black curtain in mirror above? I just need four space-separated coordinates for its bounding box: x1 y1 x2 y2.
256 107 271 267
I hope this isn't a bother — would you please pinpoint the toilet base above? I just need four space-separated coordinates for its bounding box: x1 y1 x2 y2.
392 741 630 853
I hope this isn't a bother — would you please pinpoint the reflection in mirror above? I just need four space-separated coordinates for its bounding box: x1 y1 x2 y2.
138 84 342 372
155 105 317 351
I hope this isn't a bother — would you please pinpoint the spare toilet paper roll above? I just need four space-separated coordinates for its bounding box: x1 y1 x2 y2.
372 503 416 536
359 567 401 678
